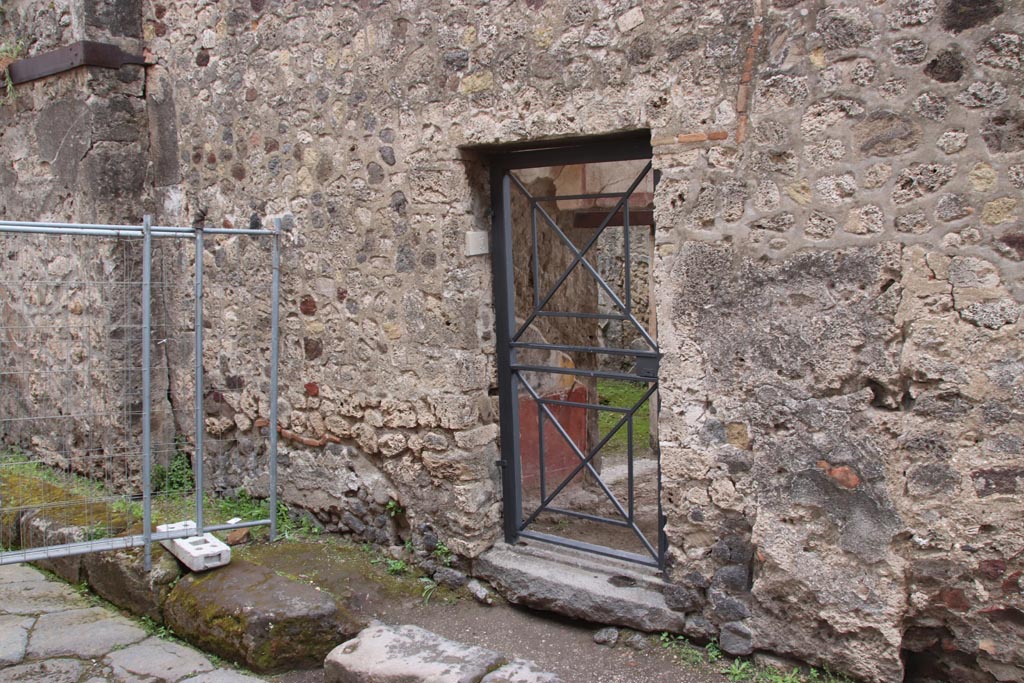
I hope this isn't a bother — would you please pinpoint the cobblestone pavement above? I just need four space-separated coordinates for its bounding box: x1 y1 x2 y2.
0 563 266 683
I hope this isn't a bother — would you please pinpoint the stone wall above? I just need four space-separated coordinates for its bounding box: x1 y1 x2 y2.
0 0 178 482
649 2 1023 680
1 0 149 223
2 0 1023 680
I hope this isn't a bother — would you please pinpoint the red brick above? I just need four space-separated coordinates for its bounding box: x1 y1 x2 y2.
677 132 709 143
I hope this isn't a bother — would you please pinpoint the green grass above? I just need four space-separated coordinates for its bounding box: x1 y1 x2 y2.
656 631 855 683
716 656 856 683
597 379 651 451
419 576 438 604
658 632 705 666
705 638 723 663
203 490 321 541
385 559 408 575
725 659 755 681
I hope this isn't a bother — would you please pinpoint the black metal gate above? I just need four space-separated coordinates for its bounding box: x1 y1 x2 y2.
489 133 665 567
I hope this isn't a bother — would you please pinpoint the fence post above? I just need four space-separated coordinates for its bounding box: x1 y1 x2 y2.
269 219 281 541
194 224 205 532
142 215 153 571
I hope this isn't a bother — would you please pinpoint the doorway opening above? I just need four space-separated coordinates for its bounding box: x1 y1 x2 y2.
488 133 664 567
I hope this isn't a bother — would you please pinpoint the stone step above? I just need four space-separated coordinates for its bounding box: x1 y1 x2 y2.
324 624 561 683
472 542 686 634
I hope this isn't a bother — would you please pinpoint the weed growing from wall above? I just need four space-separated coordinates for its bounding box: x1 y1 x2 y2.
0 40 23 103
431 540 453 567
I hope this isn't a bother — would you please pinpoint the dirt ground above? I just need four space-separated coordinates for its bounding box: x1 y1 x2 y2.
243 537 725 683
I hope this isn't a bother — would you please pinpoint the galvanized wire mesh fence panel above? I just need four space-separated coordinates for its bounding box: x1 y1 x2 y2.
0 231 149 556
0 219 280 567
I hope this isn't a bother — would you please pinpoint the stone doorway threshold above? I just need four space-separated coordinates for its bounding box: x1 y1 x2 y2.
473 542 685 634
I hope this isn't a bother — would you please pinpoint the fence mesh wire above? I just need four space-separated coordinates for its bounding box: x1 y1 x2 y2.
0 222 279 564
0 233 161 554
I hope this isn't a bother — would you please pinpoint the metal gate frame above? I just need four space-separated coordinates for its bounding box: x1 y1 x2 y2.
488 132 667 568
0 216 282 570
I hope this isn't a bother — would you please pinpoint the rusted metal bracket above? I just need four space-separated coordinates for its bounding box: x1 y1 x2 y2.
7 41 148 85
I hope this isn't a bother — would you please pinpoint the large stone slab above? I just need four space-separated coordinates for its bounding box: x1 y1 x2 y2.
324 624 508 683
0 564 50 584
0 579 90 615
26 606 147 659
0 658 83 683
164 559 363 673
0 615 34 666
105 636 215 682
473 544 686 634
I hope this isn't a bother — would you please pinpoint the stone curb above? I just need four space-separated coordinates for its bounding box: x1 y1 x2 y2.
6 501 358 674
0 564 267 683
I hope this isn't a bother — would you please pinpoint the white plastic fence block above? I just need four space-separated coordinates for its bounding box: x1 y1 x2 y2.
157 520 197 536
156 520 231 571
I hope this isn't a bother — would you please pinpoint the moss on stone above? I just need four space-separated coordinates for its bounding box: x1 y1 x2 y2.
0 466 132 547
164 558 364 673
